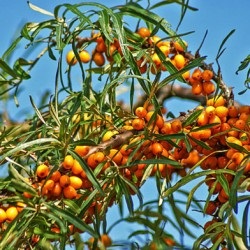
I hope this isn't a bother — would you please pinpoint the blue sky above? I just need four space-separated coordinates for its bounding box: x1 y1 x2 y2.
1 0 250 248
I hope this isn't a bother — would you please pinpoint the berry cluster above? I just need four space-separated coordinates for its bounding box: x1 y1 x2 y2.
65 27 216 98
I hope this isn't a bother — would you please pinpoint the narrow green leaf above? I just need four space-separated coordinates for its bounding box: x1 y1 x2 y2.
99 10 113 43
0 59 17 78
27 1 54 16
182 109 203 127
216 29 235 60
163 169 235 197
46 204 98 237
186 179 206 213
229 169 244 213
242 200 250 248
0 138 61 161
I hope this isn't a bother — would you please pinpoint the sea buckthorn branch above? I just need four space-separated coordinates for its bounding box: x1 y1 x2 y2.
82 129 135 159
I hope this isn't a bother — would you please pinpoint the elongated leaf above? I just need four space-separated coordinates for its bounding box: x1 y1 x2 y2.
27 1 54 16
0 138 61 161
242 200 250 248
117 3 176 37
163 169 235 197
182 109 202 127
46 203 98 237
0 59 17 78
186 178 206 213
99 10 113 42
216 29 235 60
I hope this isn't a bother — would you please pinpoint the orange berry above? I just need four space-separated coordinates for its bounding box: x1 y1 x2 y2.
163 237 175 246
6 206 18 221
74 145 90 157
181 149 200 167
50 170 61 182
192 68 202 81
171 119 182 133
135 106 147 119
201 69 214 81
160 122 173 134
66 50 77 65
191 82 203 95
51 182 62 197
182 70 190 81
0 208 7 223
200 156 218 170
228 106 239 118
72 159 83 175
102 130 119 142
197 111 209 126
69 176 83 189
79 50 91 63
100 234 112 247
202 81 215 95
106 44 117 58
209 115 221 128
205 201 217 215
108 149 123 165
63 185 77 199
59 175 71 188
43 179 55 191
92 51 105 66
239 105 250 114
120 144 133 156
231 152 244 165
95 37 107 53
132 118 146 130
16 202 27 213
62 155 74 170
151 53 161 66
234 119 246 130
151 142 164 156
87 152 105 169
205 106 216 118
173 54 186 69
215 106 228 119
36 164 49 179
159 45 171 57
173 40 187 52
137 27 151 38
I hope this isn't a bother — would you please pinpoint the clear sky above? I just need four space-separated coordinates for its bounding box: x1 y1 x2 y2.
1 1 250 248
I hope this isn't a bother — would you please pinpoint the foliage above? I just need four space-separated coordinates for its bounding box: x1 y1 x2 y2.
0 1 250 250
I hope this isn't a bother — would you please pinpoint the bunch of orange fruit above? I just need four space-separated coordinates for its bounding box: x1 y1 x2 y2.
65 27 217 98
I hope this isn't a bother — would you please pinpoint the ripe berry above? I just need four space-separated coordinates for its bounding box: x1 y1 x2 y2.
36 164 49 179
201 69 214 81
173 54 186 69
79 50 91 63
100 234 112 247
92 52 105 66
66 50 77 66
135 106 147 119
6 206 18 221
59 175 71 188
62 155 74 170
69 176 83 189
74 145 90 157
151 142 164 156
63 185 77 199
137 27 151 38
0 208 7 223
132 118 146 130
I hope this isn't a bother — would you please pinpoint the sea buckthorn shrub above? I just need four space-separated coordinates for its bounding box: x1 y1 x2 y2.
0 1 249 250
